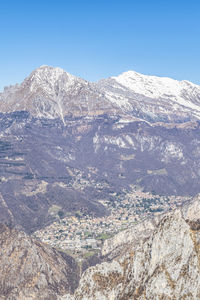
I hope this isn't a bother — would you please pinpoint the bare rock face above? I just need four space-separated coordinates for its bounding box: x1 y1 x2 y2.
63 196 200 299
0 224 79 300
101 214 163 258
1 191 200 300
0 66 118 121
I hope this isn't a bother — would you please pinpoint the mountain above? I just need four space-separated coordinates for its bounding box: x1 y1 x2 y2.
61 195 200 299
0 223 79 300
98 70 200 122
0 66 200 233
0 66 117 121
1 66 200 298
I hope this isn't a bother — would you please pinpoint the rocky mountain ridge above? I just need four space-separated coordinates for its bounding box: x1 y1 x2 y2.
61 195 200 300
0 66 117 121
1 194 200 299
0 223 79 300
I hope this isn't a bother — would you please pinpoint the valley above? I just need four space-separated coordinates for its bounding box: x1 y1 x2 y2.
0 110 199 235
34 189 190 262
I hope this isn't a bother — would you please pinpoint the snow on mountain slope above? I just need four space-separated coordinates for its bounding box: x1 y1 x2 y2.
113 71 200 109
98 70 200 122
1 65 200 123
0 65 117 121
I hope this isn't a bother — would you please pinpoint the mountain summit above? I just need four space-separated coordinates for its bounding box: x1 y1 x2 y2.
98 70 200 122
0 65 116 121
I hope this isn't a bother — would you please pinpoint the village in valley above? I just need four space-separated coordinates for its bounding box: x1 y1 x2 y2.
33 187 190 261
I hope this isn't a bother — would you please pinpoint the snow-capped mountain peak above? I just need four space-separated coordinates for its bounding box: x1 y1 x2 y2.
112 70 200 101
0 66 116 121
97 69 200 122
23 65 80 94
29 65 76 81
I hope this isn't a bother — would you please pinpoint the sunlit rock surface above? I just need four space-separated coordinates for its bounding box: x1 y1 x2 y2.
61 196 200 299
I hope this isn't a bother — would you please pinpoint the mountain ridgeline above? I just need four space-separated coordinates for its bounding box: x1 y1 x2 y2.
1 65 200 122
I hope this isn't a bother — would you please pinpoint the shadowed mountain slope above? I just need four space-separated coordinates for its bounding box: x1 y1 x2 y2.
0 223 79 300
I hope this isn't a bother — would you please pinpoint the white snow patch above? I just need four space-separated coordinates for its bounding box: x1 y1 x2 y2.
112 71 200 112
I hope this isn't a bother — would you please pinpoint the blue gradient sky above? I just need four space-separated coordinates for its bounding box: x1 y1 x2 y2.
0 0 200 91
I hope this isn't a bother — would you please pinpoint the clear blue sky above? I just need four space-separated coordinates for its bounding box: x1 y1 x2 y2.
0 0 200 91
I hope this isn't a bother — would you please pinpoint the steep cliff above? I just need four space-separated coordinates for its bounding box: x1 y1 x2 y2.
61 195 200 299
1 195 200 299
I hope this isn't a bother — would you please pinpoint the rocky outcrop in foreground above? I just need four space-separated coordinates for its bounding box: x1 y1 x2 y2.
62 195 200 299
1 196 200 299
0 224 79 300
